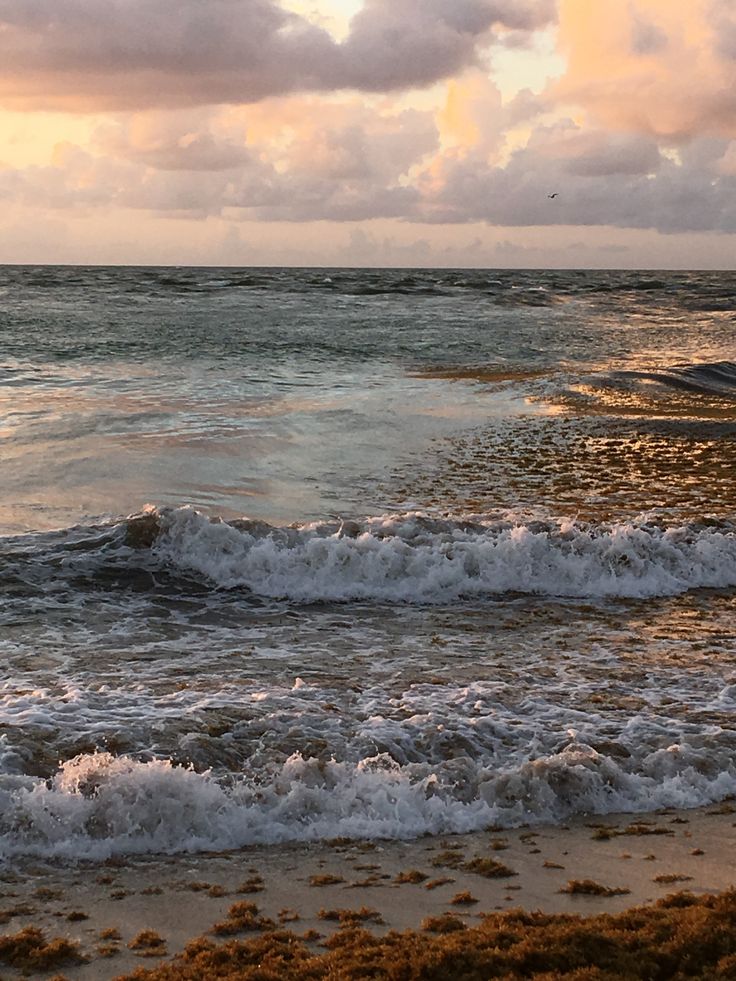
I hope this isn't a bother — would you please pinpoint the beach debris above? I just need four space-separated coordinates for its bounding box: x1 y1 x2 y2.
0 927 85 972
236 875 264 894
394 869 428 884
86 890 736 978
425 877 455 890
211 901 274 935
560 879 630 897
318 906 384 926
462 857 518 879
450 891 478 906
422 913 467 933
128 929 167 957
309 873 345 887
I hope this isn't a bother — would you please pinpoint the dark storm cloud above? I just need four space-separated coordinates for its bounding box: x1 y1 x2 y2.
0 0 557 110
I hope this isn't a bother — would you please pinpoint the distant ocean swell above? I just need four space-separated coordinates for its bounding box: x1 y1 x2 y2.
135 506 736 603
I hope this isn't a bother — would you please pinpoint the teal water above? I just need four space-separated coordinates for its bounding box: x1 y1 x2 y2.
0 266 735 859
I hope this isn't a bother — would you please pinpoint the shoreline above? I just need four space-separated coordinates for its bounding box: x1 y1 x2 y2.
1 801 735 978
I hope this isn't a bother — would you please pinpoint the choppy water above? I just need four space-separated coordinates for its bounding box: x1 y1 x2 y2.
1 265 735 861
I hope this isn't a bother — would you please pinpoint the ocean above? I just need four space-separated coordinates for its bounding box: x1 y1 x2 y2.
1 265 735 862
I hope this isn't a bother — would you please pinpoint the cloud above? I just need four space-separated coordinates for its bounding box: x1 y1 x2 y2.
7 110 736 235
552 0 736 140
0 0 556 110
337 0 555 90
421 127 736 233
0 0 333 110
712 2 736 60
0 95 436 222
436 70 505 157
523 122 662 177
252 99 438 183
3 3 736 244
716 141 736 175
94 111 253 171
629 9 668 55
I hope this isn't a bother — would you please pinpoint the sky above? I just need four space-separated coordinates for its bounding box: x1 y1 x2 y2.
0 0 734 268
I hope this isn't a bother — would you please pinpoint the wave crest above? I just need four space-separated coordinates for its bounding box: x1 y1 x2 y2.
137 507 736 603
4 734 736 860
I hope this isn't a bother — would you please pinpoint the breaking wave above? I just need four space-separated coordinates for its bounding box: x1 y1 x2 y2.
3 725 736 860
135 507 736 603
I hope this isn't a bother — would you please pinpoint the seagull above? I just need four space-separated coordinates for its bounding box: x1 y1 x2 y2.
548 192 559 199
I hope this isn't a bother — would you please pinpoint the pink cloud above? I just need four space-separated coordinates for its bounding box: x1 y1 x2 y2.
551 0 736 141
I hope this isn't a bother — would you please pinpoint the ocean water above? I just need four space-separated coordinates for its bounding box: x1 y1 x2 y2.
1 265 735 861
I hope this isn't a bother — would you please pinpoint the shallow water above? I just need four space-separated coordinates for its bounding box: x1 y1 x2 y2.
1 266 735 860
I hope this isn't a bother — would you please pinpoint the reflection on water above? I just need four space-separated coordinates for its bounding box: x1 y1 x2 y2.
558 384 736 419
409 366 552 384
1 265 734 532
392 414 736 522
558 364 736 420
0 358 528 533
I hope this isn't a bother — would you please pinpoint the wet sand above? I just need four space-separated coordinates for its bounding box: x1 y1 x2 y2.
1 802 735 978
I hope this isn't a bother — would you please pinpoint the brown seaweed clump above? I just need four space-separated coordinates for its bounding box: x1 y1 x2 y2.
110 889 736 980
129 930 168 958
318 906 384 926
462 857 518 879
421 913 467 934
0 926 86 972
425 877 455 890
236 875 264 894
450 891 478 906
560 879 631 897
308 873 344 887
211 902 275 936
394 869 428 884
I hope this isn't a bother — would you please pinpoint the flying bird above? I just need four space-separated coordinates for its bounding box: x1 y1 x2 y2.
548 192 559 199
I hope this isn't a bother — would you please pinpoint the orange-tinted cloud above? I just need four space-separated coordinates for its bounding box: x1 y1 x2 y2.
1 1 736 249
552 0 736 140
5 101 736 235
94 110 252 172
0 95 438 222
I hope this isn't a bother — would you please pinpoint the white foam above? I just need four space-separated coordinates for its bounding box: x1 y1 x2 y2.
3 732 736 862
153 507 736 602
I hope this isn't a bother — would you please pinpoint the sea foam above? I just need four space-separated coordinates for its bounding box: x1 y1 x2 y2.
3 731 736 861
150 507 736 602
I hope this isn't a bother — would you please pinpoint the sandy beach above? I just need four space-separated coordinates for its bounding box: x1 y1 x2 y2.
1 801 735 978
